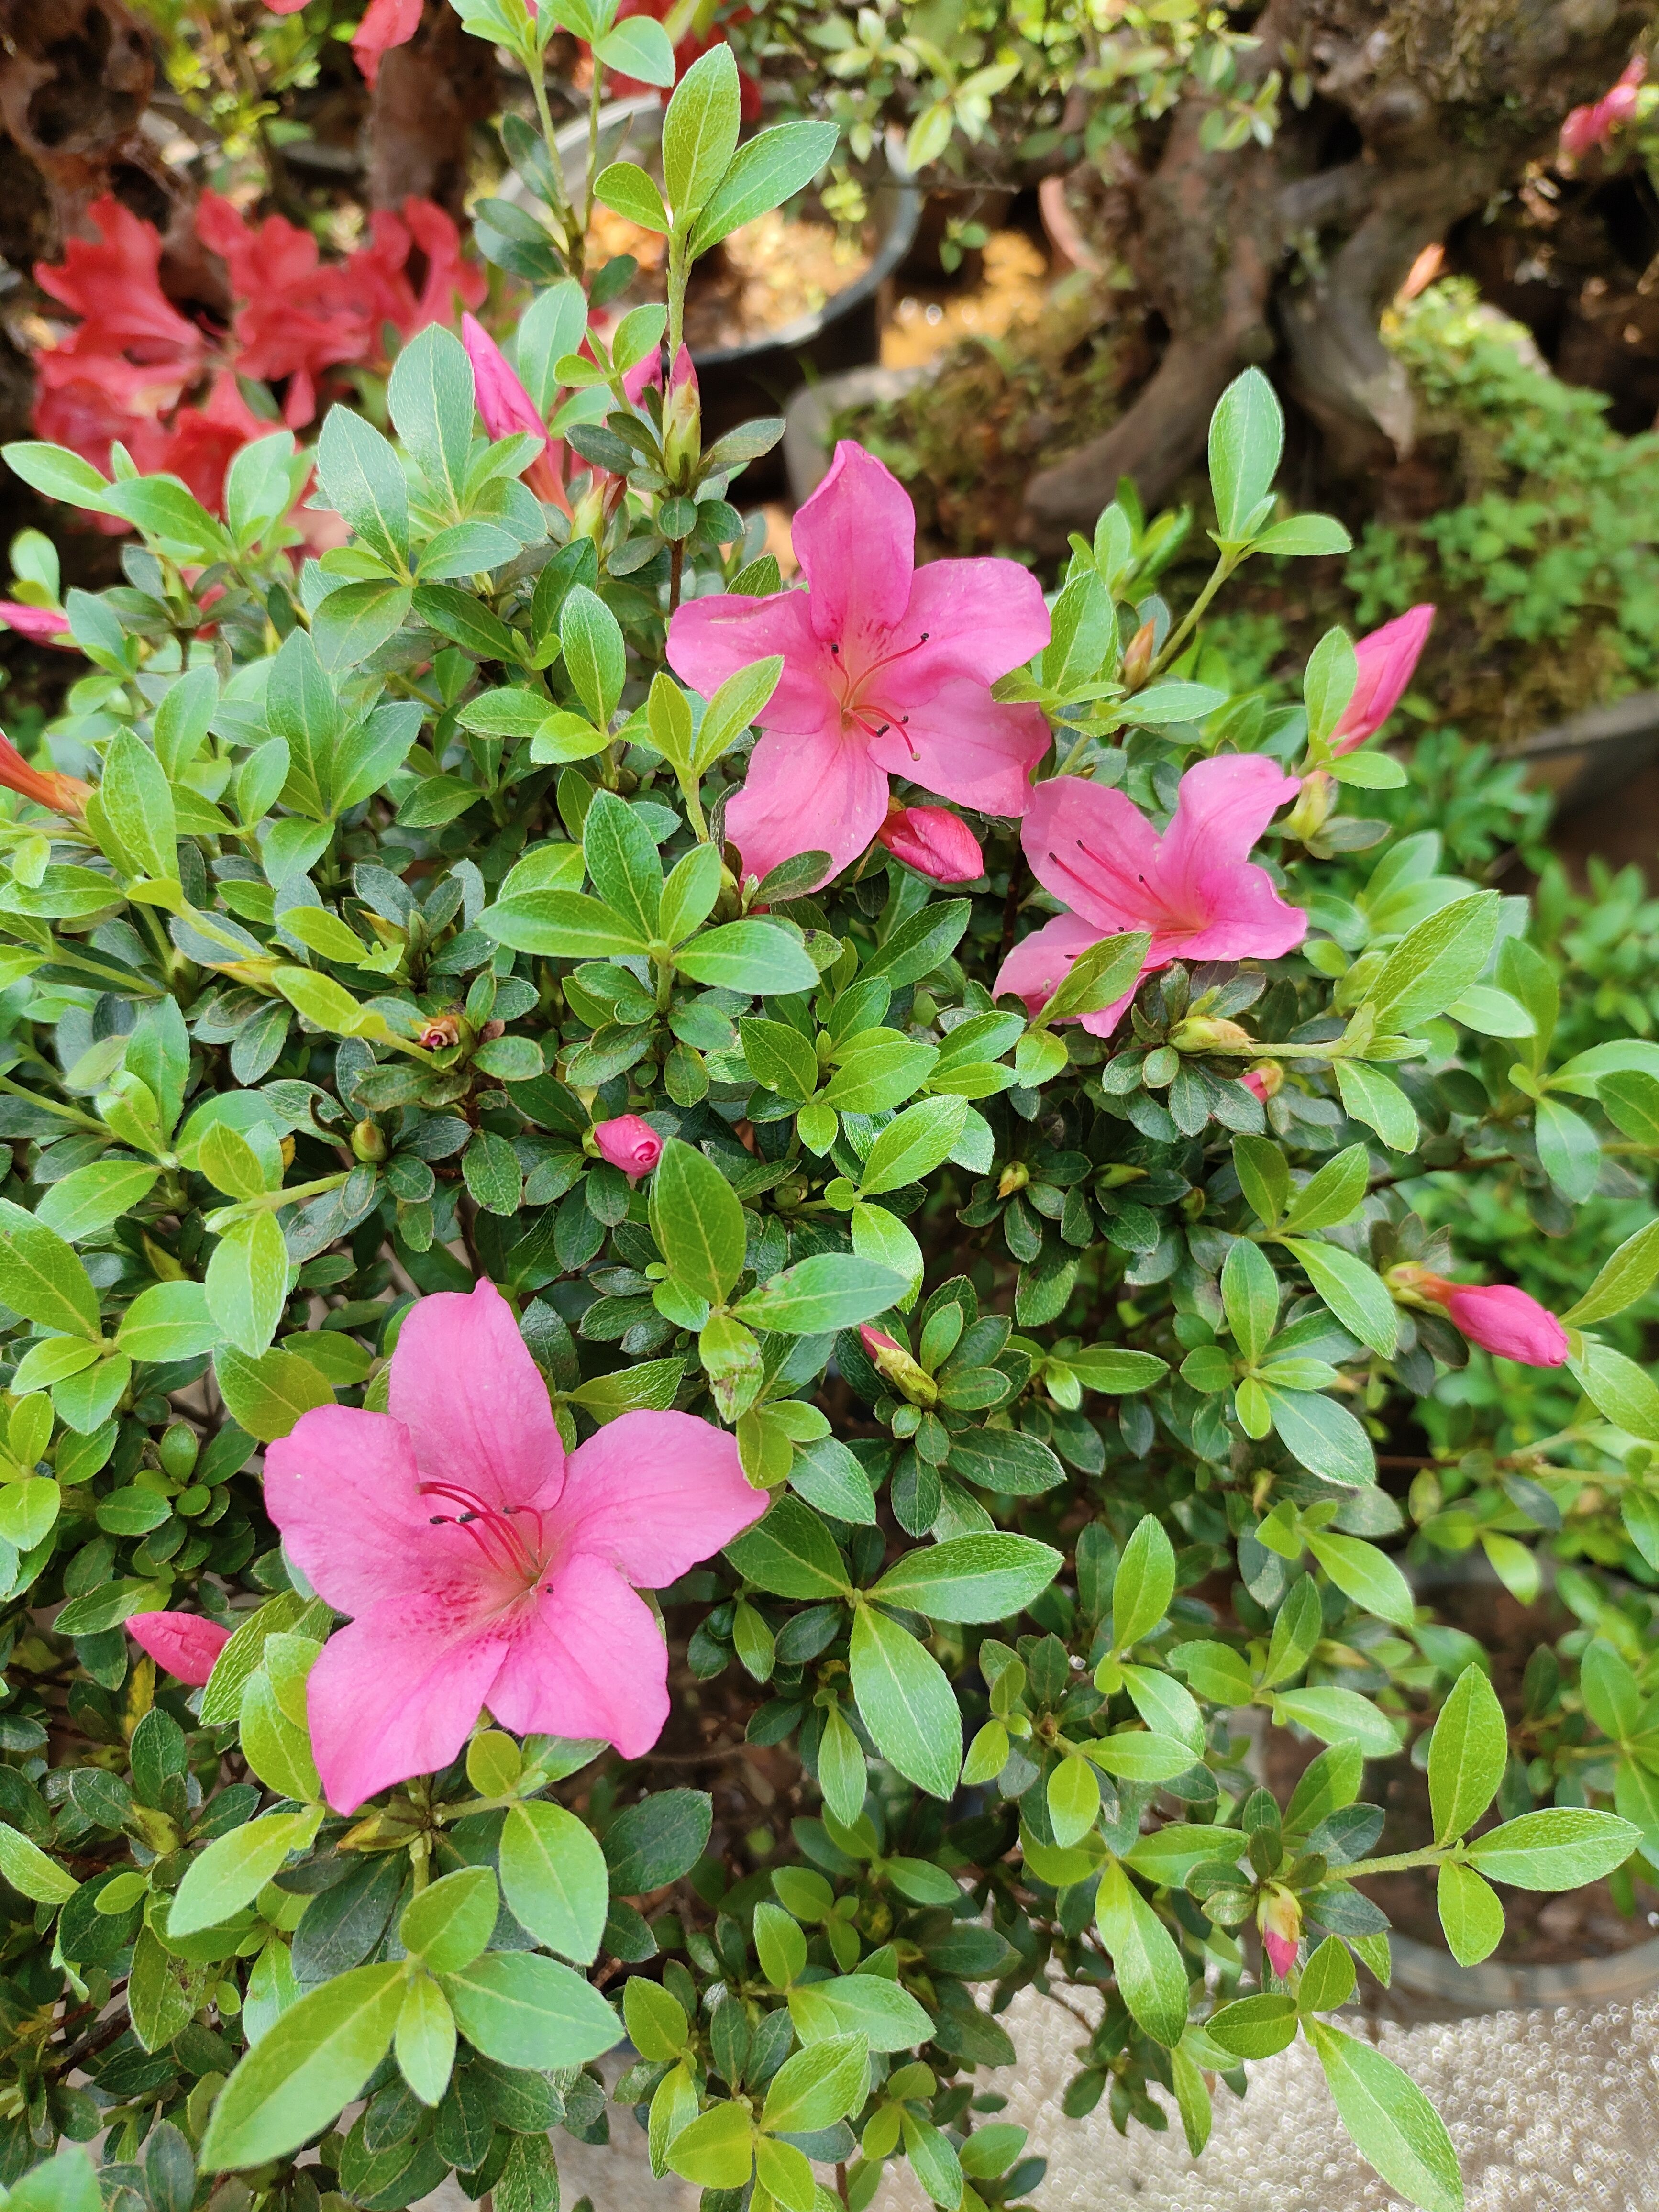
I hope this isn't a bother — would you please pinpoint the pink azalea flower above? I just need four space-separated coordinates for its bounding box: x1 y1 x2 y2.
876 802 984 882
0 602 71 647
993 756 1307 1036
592 1114 664 1181
1562 56 1645 161
128 1611 232 1686
460 313 569 512
264 1279 764 1812
1404 1271 1570 1366
666 440 1051 890
1329 605 1434 756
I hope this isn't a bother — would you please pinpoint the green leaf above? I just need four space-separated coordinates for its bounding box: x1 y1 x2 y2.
1297 1934 1357 2014
499 1800 609 1965
1534 1096 1602 1204
1464 1807 1640 1890
867 1534 1061 1623
1250 513 1352 557
33 1161 160 1242
1280 1144 1369 1234
213 1345 335 1443
1063 1346 1169 1393
199 1962 405 2170
1084 1731 1201 1784
625 1975 690 2062
481 888 650 959
1109 1515 1175 1653
603 1790 712 1892
582 790 662 942
4 2148 101 2212
1427 1664 1507 1843
0 1200 101 1337
1232 1132 1291 1228
1307 2021 1463 2212
690 656 784 773
732 1255 906 1335
1221 1238 1278 1365
850 1604 961 1799
101 730 177 884
315 405 409 574
560 586 626 726
1205 1993 1299 2059
787 1974 932 2053
661 43 742 221
595 159 672 232
1207 368 1283 541
1570 1339 1659 1442
859 1096 969 1195
0 1821 79 1903
440 1952 622 2069
675 920 819 995
401 1866 500 1974
1364 891 1500 1035
752 1900 808 1991
1436 1860 1504 1968
861 900 971 989
170 1808 322 1937
1282 1239 1397 1357
1095 1859 1189 2048
388 324 475 514
649 1138 746 1305
659 842 723 948
1272 1687 1399 1758
740 1016 819 1102
1305 1530 1414 1628
760 2031 869 2131
395 1971 457 2108
666 2101 754 2190
1334 1060 1419 1153
1562 1219 1659 1327
117 1280 220 1363
726 1495 851 1601
1263 1385 1376 1488
312 579 413 671
597 12 676 80
206 1211 290 1359
3 439 112 508
1304 627 1357 748
691 122 840 254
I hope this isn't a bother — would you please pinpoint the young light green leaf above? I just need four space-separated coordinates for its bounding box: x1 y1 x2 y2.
850 1604 961 1800
1308 2020 1463 2212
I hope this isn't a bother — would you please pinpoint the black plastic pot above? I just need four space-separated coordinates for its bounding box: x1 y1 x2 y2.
550 95 922 498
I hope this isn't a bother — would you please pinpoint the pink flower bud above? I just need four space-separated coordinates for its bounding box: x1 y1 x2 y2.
418 1014 461 1051
0 601 72 647
622 342 698 408
460 314 568 513
859 1325 939 1407
593 1114 664 1182
860 1325 900 1359
875 803 984 883
0 729 90 815
128 1610 232 1686
1259 1889 1302 1980
1562 56 1645 160
1241 1063 1282 1103
1330 604 1435 755
1443 1283 1570 1367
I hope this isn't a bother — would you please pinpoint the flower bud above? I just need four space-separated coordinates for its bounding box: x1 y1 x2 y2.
1169 1016 1252 1054
0 729 90 816
1388 1265 1570 1367
352 1118 387 1162
997 1161 1030 1199
1259 1888 1302 1980
418 1014 461 1052
127 1609 231 1687
875 801 984 883
1241 1062 1282 1102
592 1114 664 1183
1330 605 1434 756
1283 770 1333 842
1121 618 1157 691
859 1325 938 1408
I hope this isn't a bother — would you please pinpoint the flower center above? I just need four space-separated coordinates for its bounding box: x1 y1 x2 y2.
829 631 930 759
419 1482 550 1592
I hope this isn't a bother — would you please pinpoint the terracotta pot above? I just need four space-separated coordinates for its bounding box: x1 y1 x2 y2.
1039 170 1104 276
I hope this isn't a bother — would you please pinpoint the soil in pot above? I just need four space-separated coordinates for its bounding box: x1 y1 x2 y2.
586 198 874 352
1356 1575 1659 1967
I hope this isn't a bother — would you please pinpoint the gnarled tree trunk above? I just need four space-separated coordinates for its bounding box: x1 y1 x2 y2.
1022 0 1656 542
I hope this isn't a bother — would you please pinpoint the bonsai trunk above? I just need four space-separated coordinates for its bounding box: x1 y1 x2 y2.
1022 0 1657 543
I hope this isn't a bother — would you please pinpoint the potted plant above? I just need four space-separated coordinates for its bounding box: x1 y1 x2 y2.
0 26 1656 2212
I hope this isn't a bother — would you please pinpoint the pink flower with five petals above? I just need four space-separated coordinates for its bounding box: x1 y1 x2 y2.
666 440 1051 890
993 756 1307 1035
263 1279 764 1812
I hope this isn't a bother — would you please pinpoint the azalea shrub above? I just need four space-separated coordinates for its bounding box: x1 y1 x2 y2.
3 44 1659 2212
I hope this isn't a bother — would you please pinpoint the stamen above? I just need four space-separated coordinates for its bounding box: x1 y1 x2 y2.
859 630 931 677
419 1480 543 1581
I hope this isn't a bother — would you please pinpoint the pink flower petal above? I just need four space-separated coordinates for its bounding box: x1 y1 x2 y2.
876 804 984 882
351 0 422 81
389 1277 564 1514
1444 1283 1570 1367
1330 604 1434 754
262 1404 442 1615
550 1408 763 1589
127 1611 231 1686
307 1596 513 1813
487 1552 670 1759
461 313 547 447
993 909 1106 1014
1021 776 1165 932
666 588 831 736
866 679 1049 819
1160 754 1304 883
897 556 1051 689
791 440 915 646
0 602 72 646
725 720 891 887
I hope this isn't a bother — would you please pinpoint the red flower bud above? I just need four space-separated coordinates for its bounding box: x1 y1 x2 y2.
875 802 984 883
593 1114 664 1182
0 729 90 816
1392 1267 1570 1367
127 1609 232 1686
